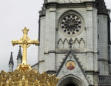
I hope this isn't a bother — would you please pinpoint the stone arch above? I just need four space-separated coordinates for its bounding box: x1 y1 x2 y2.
73 38 79 49
57 74 82 86
59 10 84 22
79 38 85 49
63 38 69 49
58 39 64 49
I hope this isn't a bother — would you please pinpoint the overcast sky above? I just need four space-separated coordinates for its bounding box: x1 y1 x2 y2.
0 0 110 72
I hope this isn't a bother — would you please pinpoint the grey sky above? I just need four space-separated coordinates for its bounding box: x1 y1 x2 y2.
0 0 110 71
0 0 43 71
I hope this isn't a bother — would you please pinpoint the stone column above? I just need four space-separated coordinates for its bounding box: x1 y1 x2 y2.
45 7 56 71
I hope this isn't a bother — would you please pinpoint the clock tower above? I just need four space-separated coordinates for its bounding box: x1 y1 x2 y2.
38 0 110 86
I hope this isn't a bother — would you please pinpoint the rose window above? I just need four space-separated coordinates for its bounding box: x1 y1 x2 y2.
60 14 82 35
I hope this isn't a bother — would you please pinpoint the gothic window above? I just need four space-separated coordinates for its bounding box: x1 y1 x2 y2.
59 11 84 36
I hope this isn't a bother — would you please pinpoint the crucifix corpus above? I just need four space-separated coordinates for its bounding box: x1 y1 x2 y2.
12 27 39 65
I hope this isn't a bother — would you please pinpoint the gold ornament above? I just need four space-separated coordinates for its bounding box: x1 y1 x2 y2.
0 27 59 86
12 27 39 65
0 66 59 86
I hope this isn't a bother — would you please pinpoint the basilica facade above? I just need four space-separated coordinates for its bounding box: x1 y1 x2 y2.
8 0 111 86
37 0 111 86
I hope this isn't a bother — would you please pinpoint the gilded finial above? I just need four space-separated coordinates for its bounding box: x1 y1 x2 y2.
22 27 29 35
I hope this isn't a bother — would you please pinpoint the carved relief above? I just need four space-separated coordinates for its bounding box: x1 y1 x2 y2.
57 38 85 50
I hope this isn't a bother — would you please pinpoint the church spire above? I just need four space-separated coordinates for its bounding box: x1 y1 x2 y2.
9 52 14 65
17 46 22 60
17 46 22 66
9 52 14 72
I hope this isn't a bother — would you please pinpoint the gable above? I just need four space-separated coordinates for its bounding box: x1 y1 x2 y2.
56 51 90 85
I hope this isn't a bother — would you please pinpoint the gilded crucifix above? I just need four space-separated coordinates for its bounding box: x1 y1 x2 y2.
12 27 39 65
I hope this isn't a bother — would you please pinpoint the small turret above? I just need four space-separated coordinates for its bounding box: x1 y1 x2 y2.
96 0 108 15
17 46 22 66
9 52 14 72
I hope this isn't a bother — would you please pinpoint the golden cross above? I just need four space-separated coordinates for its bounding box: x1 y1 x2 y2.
12 27 39 65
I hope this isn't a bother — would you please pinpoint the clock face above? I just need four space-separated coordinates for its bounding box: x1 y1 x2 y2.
60 14 82 35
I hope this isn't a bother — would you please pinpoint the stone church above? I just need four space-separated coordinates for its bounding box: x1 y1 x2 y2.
9 0 111 86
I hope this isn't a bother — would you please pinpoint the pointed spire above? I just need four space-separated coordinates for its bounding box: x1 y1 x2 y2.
9 52 14 65
17 46 22 60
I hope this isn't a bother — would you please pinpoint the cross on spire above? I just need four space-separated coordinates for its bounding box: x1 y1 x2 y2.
12 27 39 65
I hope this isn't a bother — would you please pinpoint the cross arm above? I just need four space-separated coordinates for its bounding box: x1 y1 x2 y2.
28 40 40 46
12 40 23 46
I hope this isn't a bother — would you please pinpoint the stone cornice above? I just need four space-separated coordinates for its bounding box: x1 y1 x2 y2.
44 2 95 9
44 50 98 54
